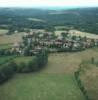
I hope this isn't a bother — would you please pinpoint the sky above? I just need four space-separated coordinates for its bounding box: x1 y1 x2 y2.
0 0 98 8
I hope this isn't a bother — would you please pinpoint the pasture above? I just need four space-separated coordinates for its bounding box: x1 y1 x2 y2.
80 58 98 100
0 44 12 49
0 29 8 35
69 30 98 39
55 30 67 36
13 56 34 65
0 74 85 100
0 56 15 65
0 32 24 44
54 29 98 39
0 48 98 100
28 18 46 22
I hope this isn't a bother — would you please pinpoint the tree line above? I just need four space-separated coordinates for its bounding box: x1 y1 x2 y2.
0 49 48 84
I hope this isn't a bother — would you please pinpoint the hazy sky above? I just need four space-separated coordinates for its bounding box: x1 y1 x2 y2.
0 0 98 8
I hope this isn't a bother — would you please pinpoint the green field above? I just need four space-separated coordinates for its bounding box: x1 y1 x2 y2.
13 56 33 64
0 74 85 100
0 56 14 65
0 48 98 100
80 58 98 100
0 44 12 50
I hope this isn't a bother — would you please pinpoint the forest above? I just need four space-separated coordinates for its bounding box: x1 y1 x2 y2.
0 7 98 34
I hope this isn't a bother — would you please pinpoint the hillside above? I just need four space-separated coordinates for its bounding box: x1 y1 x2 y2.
0 7 98 34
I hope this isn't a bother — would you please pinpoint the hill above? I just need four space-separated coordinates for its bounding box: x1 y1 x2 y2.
0 7 98 34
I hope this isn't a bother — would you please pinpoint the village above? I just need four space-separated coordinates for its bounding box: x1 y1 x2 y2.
9 29 98 56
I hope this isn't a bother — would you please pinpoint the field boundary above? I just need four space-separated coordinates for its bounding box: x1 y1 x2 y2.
74 66 91 100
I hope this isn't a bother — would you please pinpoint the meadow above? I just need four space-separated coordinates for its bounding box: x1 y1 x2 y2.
80 57 98 100
28 18 46 22
13 56 33 64
0 32 24 44
0 48 98 100
0 56 15 65
0 74 85 100
0 44 12 50
54 27 98 39
0 29 8 35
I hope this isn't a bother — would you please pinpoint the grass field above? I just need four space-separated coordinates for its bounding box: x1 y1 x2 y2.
0 29 8 35
0 32 24 44
13 56 34 65
0 56 14 65
0 74 85 100
80 58 98 100
0 48 98 100
54 29 98 39
0 44 12 49
28 18 46 23
69 30 98 39
55 30 67 36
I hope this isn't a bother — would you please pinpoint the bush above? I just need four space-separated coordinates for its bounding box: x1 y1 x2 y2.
17 58 38 73
0 61 17 84
0 49 48 84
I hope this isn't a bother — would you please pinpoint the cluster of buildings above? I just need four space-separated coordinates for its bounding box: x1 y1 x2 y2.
11 30 98 55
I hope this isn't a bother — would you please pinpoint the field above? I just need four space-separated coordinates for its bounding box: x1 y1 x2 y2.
0 74 85 100
69 30 98 39
0 44 12 50
80 57 98 100
13 56 34 64
0 29 8 35
0 32 24 44
0 48 98 100
54 28 98 39
55 30 67 36
28 18 46 22
0 56 15 65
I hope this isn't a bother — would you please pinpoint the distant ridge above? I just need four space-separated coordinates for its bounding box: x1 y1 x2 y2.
0 6 98 11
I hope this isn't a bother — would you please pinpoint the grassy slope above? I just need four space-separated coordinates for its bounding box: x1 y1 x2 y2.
0 48 98 100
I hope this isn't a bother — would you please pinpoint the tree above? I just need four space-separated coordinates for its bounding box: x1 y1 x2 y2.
91 57 95 64
61 32 68 41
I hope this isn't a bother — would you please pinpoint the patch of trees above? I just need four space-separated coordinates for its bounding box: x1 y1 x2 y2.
0 61 17 84
0 49 13 56
0 49 48 84
17 49 48 73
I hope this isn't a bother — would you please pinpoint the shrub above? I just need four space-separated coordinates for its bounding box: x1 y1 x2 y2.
91 57 95 64
0 61 17 84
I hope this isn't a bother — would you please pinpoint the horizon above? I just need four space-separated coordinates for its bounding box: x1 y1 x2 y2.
0 6 98 10
0 0 98 8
